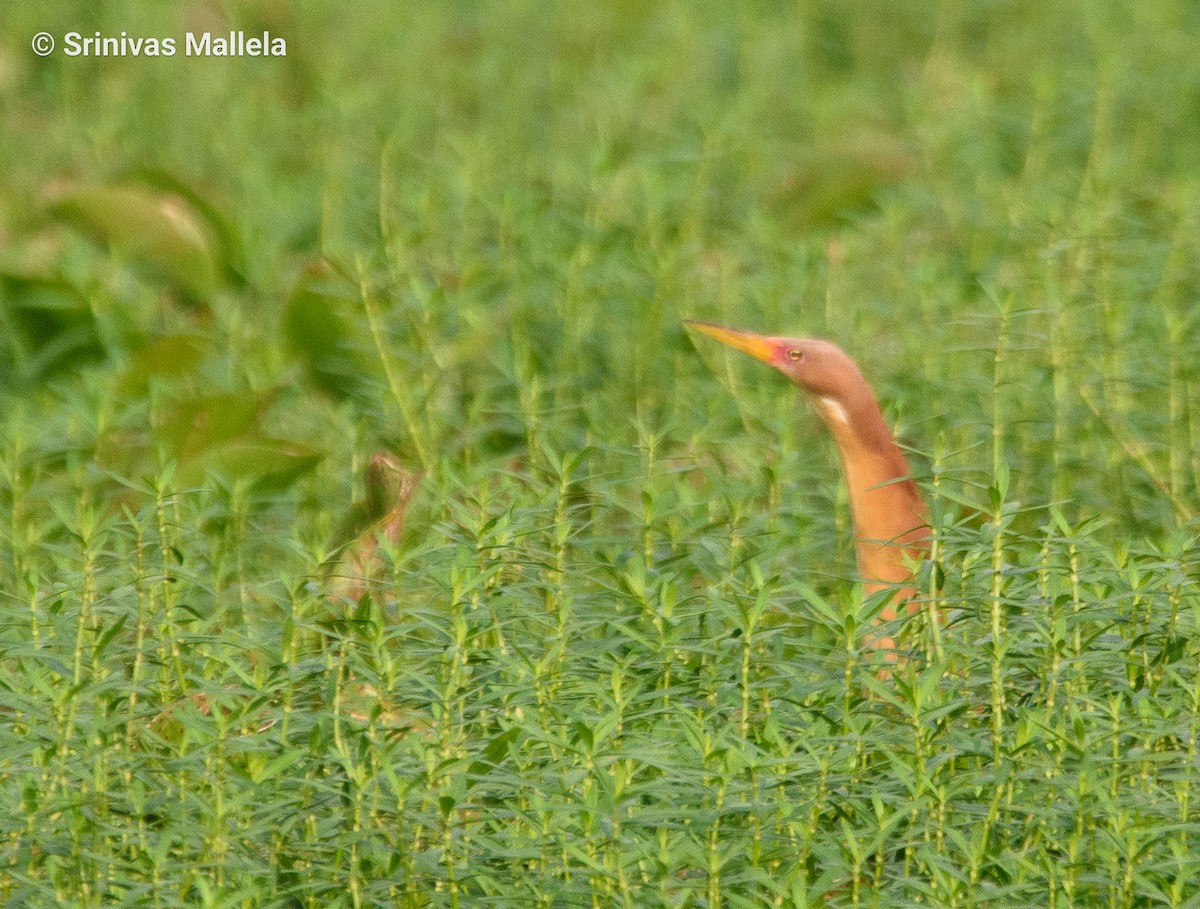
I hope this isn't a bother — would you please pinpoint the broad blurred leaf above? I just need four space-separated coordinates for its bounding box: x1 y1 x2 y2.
154 391 269 464
54 185 221 305
177 437 323 491
118 333 207 394
282 260 379 401
151 389 323 491
0 271 106 387
130 169 244 287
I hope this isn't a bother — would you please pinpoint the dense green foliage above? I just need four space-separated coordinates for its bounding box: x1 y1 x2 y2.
2 1 1199 905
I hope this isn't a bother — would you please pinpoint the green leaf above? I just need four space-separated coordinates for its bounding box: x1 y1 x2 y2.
154 391 268 463
0 272 106 387
177 437 323 491
282 260 379 401
54 185 222 305
118 333 206 393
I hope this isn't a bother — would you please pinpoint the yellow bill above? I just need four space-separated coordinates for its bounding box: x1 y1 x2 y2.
684 320 780 365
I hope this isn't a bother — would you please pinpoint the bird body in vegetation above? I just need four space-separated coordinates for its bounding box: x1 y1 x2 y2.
327 452 422 603
686 321 929 648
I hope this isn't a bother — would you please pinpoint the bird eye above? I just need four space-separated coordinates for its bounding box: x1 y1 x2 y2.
787 349 803 361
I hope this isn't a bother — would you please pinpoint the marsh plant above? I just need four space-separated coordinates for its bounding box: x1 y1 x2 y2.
1 1 1198 906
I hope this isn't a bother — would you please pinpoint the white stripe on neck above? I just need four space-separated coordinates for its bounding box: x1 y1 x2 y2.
818 396 850 426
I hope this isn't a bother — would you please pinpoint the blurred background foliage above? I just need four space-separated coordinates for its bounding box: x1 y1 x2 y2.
1 0 1197 536
2 1 1200 904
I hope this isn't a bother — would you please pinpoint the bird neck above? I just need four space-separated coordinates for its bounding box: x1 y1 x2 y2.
812 388 927 585
812 387 902 472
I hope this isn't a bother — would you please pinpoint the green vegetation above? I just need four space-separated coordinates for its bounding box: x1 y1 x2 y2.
2 1 1199 905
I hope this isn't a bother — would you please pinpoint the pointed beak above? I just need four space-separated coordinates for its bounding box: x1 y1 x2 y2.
684 320 781 366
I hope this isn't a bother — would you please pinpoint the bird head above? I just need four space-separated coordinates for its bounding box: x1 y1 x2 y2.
685 321 870 406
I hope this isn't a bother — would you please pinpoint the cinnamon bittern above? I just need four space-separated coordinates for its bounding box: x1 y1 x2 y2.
686 321 929 646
